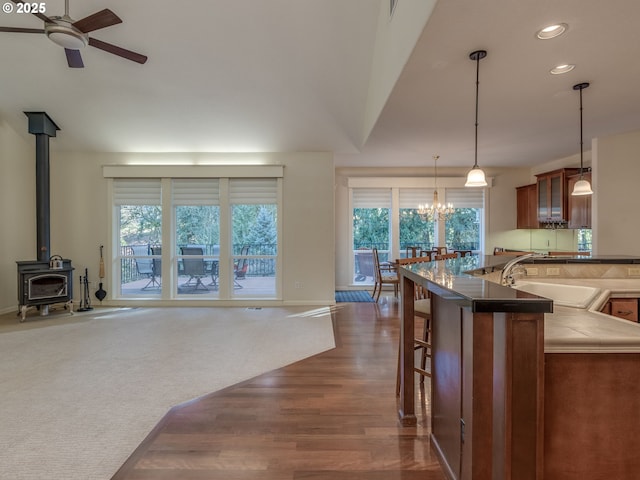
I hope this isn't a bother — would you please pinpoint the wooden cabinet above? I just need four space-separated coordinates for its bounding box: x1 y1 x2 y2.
601 297 638 322
516 184 538 229
536 168 579 224
567 172 592 229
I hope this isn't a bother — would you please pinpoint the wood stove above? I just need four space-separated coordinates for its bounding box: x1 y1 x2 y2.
17 260 74 321
16 112 74 321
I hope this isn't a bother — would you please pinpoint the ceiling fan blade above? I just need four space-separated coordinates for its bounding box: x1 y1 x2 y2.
88 37 147 64
0 26 45 33
65 48 84 68
10 0 52 23
72 9 122 34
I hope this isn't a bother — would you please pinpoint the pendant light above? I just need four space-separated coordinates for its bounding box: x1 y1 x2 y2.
465 50 488 187
571 82 594 196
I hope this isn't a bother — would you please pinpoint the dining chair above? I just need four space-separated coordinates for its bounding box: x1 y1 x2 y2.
432 246 448 256
180 246 208 291
372 248 399 302
435 252 458 260
405 246 421 258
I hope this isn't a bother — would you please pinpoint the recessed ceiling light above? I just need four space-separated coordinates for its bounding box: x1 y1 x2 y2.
550 64 575 75
536 23 568 40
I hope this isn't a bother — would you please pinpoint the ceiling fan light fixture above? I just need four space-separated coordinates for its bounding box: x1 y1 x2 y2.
550 64 575 75
46 24 88 49
536 23 568 40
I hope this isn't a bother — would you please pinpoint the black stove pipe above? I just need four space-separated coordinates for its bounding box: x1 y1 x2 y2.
25 112 60 262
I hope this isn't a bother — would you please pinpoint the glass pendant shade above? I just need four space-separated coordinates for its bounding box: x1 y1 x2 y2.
571 178 593 196
465 167 488 187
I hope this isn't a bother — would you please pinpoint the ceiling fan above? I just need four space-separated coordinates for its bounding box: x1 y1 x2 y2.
0 0 147 68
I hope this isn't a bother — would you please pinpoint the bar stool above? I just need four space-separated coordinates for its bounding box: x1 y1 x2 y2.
396 288 432 395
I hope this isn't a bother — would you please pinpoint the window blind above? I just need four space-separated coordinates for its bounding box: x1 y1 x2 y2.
399 188 435 209
113 179 161 205
352 188 392 209
445 188 484 208
229 178 278 204
172 179 219 205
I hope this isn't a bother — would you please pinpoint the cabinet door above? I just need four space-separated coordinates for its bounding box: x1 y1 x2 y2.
537 177 548 221
609 298 638 322
536 169 580 223
550 173 563 219
516 184 538 229
567 173 592 229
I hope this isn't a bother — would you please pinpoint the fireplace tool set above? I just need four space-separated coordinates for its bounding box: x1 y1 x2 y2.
77 268 93 312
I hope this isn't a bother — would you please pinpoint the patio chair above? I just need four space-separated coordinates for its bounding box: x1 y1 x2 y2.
234 245 249 288
372 248 399 302
180 246 208 291
354 249 374 282
132 245 160 290
150 246 162 284
208 245 220 287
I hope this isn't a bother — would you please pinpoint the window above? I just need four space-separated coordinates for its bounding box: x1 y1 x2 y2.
229 179 278 297
111 174 281 300
444 188 483 252
399 188 435 256
352 188 391 285
115 179 162 297
173 179 220 297
577 229 592 252
349 179 486 286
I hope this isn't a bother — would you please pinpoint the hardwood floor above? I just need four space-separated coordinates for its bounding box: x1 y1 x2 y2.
111 299 446 480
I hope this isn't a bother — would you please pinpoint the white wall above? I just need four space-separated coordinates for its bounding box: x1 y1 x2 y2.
592 129 640 255
0 120 34 313
2 149 335 312
363 0 437 143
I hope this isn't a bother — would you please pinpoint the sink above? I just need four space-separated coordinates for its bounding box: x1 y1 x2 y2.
512 281 600 308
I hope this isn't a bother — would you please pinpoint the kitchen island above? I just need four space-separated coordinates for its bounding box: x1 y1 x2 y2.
398 255 640 480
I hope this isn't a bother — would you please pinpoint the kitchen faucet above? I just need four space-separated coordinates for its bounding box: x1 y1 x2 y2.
499 253 547 286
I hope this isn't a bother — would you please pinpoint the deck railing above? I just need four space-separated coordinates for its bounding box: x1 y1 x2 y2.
120 244 277 284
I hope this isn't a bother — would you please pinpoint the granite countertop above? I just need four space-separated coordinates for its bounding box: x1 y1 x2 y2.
399 256 640 353
400 255 554 313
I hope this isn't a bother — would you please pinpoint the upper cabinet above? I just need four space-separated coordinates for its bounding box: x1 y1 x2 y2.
536 168 580 224
567 172 592 229
516 184 538 229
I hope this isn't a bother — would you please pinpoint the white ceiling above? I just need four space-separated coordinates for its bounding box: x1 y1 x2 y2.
1 0 640 169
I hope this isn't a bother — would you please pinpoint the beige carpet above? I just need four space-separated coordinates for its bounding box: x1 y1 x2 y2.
0 306 336 480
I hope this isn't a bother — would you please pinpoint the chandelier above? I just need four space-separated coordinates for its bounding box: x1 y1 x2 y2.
418 155 454 221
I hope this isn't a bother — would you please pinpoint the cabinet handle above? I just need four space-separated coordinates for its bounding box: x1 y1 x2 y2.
616 310 634 316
